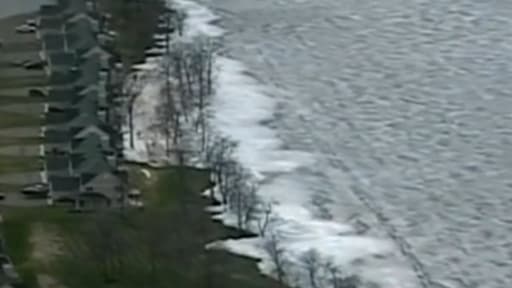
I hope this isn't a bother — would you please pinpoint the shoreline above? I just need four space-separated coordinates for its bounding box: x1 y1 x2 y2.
171 1 423 288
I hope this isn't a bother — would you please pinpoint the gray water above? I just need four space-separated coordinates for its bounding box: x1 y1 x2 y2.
201 0 512 287
0 0 53 18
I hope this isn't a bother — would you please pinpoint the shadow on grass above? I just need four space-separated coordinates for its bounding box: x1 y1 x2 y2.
0 182 23 193
1 207 84 288
0 111 40 129
0 136 43 147
0 41 40 54
0 75 47 90
0 155 41 175
0 95 43 106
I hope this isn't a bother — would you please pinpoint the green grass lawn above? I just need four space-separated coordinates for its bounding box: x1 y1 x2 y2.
0 136 43 147
0 155 41 175
0 41 40 54
1 208 37 287
0 110 40 129
1 207 85 288
1 166 284 288
0 182 23 193
0 75 48 89
0 95 43 106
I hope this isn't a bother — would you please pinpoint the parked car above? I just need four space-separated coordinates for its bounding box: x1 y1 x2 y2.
25 19 38 27
24 60 46 70
29 89 46 98
9 59 31 67
21 183 49 197
15 24 36 33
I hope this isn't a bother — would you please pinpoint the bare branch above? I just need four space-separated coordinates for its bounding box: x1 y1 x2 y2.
301 249 321 288
264 233 288 284
257 202 274 237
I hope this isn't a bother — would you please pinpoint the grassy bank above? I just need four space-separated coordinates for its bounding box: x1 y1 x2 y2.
0 155 41 175
1 166 283 288
0 136 43 147
0 111 40 129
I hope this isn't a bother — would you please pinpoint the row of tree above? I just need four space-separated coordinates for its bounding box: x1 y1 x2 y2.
147 6 361 288
100 1 361 287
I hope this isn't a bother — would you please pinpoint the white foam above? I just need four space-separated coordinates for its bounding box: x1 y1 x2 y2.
158 1 422 287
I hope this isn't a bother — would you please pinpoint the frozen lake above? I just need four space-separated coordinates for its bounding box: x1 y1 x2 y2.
198 0 512 287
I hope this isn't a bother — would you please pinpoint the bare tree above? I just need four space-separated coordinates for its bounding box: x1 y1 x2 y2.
221 160 242 205
98 0 164 69
168 37 216 144
257 202 274 237
163 12 175 155
242 183 259 228
174 10 186 36
228 177 259 230
301 249 322 288
124 73 145 149
205 136 237 201
190 38 215 132
264 232 288 284
324 259 360 288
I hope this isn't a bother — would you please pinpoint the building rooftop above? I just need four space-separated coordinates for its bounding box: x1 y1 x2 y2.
46 155 70 172
48 175 80 192
42 34 66 51
44 129 72 143
45 110 76 125
71 133 104 153
39 17 65 32
47 88 75 102
65 18 97 55
48 52 77 68
74 153 113 176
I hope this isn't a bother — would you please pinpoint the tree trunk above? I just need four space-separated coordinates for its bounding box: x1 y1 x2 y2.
206 52 213 95
128 104 134 148
184 61 194 102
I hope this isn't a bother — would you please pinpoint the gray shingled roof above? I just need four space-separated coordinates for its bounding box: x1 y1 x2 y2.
49 176 80 192
44 129 72 143
71 133 103 153
46 155 70 172
48 52 76 67
71 89 96 105
69 111 99 128
44 109 77 125
65 18 97 55
45 110 76 125
42 34 66 51
47 88 74 102
39 17 65 32
75 55 101 88
74 154 113 176
49 69 79 86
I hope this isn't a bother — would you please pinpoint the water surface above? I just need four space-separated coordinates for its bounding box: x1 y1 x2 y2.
200 0 512 287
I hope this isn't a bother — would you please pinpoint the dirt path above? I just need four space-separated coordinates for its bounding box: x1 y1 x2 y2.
30 223 61 264
30 223 66 288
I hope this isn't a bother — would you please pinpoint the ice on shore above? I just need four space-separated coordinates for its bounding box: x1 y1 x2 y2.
121 0 421 287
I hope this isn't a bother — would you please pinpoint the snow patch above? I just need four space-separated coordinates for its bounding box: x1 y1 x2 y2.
141 169 152 179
